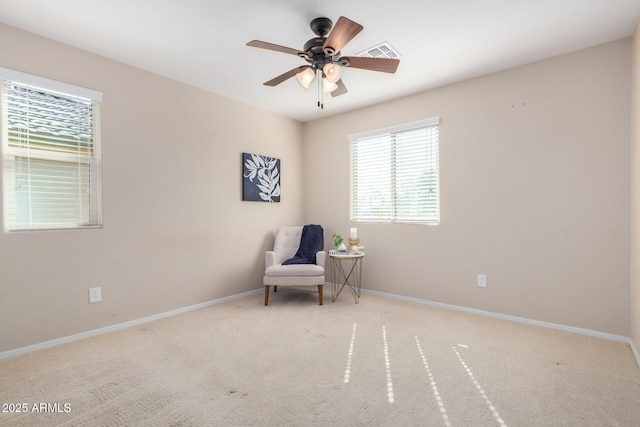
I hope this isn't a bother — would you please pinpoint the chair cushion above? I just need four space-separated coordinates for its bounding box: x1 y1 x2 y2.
273 226 303 261
265 263 324 277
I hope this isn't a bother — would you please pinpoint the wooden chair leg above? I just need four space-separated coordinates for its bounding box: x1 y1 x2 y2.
318 284 323 305
264 285 270 306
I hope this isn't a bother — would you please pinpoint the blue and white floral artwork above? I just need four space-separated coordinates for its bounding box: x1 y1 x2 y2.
242 152 281 202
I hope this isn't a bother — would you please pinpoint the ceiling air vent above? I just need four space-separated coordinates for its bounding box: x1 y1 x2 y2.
355 42 401 59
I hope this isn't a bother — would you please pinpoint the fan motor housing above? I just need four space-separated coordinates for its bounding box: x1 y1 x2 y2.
303 37 327 55
303 37 338 70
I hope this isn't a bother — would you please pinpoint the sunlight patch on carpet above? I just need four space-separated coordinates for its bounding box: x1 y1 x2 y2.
453 344 507 426
343 323 357 384
382 325 395 403
415 336 451 427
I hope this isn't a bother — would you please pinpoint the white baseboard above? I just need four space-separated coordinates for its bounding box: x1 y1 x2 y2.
631 340 640 369
360 288 633 345
0 289 263 361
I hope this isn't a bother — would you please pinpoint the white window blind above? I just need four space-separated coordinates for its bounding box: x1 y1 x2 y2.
349 117 440 225
1 70 102 231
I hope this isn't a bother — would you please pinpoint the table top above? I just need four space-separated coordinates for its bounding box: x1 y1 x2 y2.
328 250 365 259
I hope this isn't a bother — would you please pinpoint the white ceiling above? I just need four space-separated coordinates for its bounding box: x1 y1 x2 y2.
1 0 639 122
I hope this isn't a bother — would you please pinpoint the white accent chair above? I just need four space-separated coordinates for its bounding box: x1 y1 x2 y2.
264 226 326 305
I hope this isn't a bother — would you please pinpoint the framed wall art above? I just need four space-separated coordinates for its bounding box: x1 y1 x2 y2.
242 152 281 202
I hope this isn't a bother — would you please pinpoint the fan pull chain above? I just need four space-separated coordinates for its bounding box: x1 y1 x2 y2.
317 69 323 109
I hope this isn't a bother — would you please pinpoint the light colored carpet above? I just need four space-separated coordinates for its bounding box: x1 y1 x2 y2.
1 289 639 426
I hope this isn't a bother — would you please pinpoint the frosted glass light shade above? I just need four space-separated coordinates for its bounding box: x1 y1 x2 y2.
322 78 338 93
323 63 342 83
296 68 316 89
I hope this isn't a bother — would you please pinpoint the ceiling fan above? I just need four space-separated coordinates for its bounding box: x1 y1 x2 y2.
246 16 400 108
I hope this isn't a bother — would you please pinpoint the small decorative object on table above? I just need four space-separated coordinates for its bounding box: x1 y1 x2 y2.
349 245 365 255
348 227 363 254
332 232 347 252
348 237 360 251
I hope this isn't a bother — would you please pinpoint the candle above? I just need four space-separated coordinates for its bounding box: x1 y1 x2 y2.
350 228 357 239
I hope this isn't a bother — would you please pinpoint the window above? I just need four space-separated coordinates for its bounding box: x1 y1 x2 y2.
1 68 103 231
349 117 440 224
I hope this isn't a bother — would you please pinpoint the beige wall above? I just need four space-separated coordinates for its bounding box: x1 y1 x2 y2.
305 39 631 336
0 23 305 353
631 20 640 356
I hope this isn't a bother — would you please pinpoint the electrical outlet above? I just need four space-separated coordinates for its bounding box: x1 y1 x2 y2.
477 274 487 288
89 287 102 303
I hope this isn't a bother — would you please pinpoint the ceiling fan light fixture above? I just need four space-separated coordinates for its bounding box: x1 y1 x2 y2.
322 78 338 93
296 68 316 89
323 63 342 83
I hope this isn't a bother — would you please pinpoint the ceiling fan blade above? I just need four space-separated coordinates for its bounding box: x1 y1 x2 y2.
322 16 363 56
339 56 400 73
247 40 309 59
263 66 310 87
331 79 348 97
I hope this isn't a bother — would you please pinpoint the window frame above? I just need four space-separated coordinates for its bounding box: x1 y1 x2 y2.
0 67 103 232
348 117 440 225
